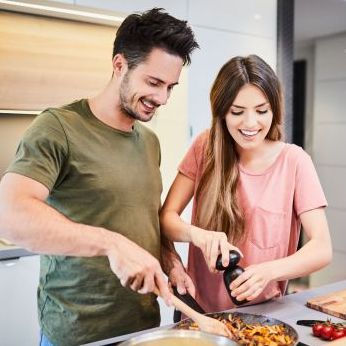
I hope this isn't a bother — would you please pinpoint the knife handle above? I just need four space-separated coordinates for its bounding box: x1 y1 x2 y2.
172 286 205 314
296 319 324 327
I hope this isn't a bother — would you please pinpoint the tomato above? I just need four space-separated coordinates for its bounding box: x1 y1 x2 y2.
320 325 335 340
331 328 346 340
312 323 324 337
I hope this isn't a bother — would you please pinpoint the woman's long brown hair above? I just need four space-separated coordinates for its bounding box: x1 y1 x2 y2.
195 55 284 244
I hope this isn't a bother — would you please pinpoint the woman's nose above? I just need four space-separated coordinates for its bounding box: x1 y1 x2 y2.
242 111 257 128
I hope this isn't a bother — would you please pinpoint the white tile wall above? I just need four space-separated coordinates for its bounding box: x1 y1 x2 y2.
326 209 346 253
315 34 346 81
314 123 346 166
314 80 346 123
317 165 346 210
310 32 346 287
310 250 346 287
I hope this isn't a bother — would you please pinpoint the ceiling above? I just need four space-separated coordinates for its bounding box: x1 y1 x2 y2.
294 0 346 43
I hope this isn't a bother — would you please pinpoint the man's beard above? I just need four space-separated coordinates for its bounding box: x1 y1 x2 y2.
119 73 156 122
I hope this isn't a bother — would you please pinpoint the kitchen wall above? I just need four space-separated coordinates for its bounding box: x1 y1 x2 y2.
302 32 346 287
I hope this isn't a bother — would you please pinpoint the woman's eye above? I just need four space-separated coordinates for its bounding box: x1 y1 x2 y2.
257 109 268 114
231 111 243 115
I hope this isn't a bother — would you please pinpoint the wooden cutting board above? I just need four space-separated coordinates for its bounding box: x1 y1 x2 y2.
306 289 346 319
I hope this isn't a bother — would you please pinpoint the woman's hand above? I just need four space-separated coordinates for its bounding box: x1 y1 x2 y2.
189 225 242 273
229 261 276 301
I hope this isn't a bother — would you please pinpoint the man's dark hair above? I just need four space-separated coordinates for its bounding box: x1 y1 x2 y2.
113 8 199 69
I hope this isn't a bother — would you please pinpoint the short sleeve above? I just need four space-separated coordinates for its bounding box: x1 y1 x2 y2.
6 111 69 191
294 148 327 215
178 130 208 181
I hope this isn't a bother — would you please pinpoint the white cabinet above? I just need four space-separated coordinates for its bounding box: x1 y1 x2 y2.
76 0 188 18
0 255 40 346
189 0 276 38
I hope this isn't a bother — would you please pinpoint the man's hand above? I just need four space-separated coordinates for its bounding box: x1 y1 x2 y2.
168 261 196 297
160 233 195 297
106 233 172 305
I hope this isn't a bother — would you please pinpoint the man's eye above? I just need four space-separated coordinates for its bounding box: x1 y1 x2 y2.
149 81 158 86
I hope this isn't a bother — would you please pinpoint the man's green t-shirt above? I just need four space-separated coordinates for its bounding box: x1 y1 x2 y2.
7 99 163 345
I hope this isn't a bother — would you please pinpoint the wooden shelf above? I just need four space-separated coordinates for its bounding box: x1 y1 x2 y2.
0 11 115 110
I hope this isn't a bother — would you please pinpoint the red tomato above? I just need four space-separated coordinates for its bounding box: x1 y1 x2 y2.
320 325 335 340
331 328 345 340
312 323 324 337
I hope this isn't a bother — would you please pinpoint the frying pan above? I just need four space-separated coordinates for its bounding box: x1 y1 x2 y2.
174 311 299 345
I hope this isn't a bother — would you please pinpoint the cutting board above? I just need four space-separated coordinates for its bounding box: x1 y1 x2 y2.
306 289 346 319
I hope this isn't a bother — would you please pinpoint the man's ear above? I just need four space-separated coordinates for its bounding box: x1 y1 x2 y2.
112 54 127 76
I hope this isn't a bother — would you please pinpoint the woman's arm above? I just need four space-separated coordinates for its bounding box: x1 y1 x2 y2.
160 173 241 272
273 207 332 279
160 173 195 242
230 207 332 301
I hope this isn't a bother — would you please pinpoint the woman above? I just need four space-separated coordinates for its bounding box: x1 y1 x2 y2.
160 54 332 313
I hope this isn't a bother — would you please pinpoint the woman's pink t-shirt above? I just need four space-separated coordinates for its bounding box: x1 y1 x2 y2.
178 130 327 313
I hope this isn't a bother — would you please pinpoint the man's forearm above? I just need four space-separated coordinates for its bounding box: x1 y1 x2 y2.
160 233 185 276
0 195 115 257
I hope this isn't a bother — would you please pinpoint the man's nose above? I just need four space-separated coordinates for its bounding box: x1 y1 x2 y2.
153 88 169 106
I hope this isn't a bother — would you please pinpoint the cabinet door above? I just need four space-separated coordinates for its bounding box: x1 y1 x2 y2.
0 255 40 346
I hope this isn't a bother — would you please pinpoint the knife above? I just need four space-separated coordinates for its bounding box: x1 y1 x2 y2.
172 286 205 314
296 319 325 327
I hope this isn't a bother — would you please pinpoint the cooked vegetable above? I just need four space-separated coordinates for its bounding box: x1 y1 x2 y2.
223 266 247 305
215 250 241 271
179 313 295 345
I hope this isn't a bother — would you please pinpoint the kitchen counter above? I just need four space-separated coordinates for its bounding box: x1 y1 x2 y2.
84 280 346 346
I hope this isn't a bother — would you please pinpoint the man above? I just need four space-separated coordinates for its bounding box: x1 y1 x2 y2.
0 8 198 346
